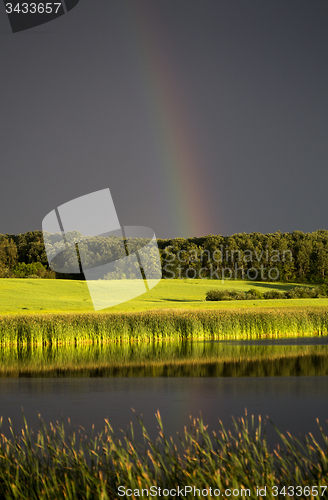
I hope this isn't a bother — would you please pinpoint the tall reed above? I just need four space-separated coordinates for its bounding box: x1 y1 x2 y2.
1 309 328 346
0 412 327 499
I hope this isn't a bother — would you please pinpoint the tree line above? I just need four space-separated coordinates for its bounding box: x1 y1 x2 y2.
1 229 328 282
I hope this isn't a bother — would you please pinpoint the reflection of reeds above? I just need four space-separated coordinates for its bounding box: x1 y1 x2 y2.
0 342 328 377
0 411 327 499
1 308 328 346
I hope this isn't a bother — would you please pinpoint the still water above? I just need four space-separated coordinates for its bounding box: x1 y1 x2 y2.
0 376 327 448
0 336 327 448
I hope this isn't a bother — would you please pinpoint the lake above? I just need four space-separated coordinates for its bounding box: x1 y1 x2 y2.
0 335 328 449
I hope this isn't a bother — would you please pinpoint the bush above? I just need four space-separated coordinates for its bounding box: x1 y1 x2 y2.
246 288 263 300
12 262 55 279
0 266 13 278
317 285 328 297
206 286 328 302
206 289 263 301
284 287 320 299
263 290 285 299
205 289 234 301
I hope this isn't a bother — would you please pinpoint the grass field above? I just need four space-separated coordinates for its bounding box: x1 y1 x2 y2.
1 278 328 315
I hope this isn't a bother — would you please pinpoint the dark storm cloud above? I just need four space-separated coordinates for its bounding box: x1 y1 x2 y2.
0 0 328 238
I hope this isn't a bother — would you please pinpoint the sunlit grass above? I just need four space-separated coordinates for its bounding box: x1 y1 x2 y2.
1 278 328 315
0 411 326 499
1 308 328 346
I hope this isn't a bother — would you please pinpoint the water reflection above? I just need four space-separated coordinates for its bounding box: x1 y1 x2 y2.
0 336 328 377
214 335 328 346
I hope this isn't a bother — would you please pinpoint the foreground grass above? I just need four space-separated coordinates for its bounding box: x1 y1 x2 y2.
0 412 327 500
1 309 328 346
1 279 328 315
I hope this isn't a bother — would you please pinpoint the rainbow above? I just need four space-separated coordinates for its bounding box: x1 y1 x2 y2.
120 2 215 238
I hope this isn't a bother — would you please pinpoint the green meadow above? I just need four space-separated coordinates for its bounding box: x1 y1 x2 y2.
1 278 328 315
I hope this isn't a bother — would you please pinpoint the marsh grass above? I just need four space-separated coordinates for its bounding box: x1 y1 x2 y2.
1 309 328 346
0 411 327 499
0 341 328 377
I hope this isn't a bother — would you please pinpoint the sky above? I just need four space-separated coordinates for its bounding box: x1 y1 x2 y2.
1 0 328 240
